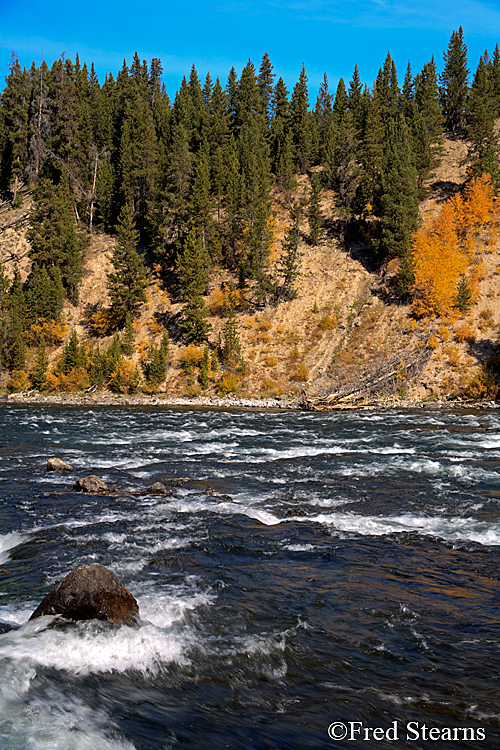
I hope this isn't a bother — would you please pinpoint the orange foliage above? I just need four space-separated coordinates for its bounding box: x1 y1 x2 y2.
30 317 69 346
208 284 244 315
147 315 164 336
91 309 114 337
412 174 500 318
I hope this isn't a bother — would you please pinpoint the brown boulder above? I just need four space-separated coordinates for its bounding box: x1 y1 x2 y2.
73 475 108 493
147 481 171 495
29 563 139 625
47 457 73 471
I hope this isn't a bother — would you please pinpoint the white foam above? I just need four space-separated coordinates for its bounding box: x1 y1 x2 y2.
296 510 500 545
0 532 25 566
243 508 282 526
0 614 187 677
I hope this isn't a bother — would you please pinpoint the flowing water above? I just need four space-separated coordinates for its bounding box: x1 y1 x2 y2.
0 403 499 749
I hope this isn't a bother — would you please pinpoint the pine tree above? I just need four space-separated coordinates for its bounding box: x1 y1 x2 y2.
308 172 323 245
27 174 84 303
377 116 419 269
334 109 361 233
192 140 212 253
177 228 212 344
314 73 333 160
221 294 242 369
180 296 212 344
257 52 275 122
467 53 499 183
59 329 84 374
348 64 364 136
199 345 210 388
414 57 443 141
440 26 469 132
274 203 301 302
176 226 211 300
1 55 30 204
122 311 135 355
290 64 312 172
32 337 49 389
107 205 148 324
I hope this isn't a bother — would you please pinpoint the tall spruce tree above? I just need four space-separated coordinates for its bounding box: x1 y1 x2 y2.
308 172 323 245
26 174 84 303
377 116 419 276
107 205 148 324
440 26 469 132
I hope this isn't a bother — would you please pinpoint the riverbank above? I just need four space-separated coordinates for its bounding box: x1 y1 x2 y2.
2 389 498 410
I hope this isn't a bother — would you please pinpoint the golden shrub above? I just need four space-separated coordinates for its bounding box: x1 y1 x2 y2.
438 325 450 341
290 363 309 382
454 322 476 343
58 367 90 393
30 317 69 346
263 354 278 367
91 309 114 337
218 373 239 394
178 345 204 369
445 344 461 368
318 314 337 330
9 370 30 392
147 315 164 335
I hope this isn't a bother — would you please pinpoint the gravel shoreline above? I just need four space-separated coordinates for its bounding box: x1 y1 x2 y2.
1 390 498 411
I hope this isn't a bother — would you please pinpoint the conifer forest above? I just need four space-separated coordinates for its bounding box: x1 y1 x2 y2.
1 27 500 402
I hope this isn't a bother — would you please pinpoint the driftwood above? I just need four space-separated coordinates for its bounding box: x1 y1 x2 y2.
301 339 432 411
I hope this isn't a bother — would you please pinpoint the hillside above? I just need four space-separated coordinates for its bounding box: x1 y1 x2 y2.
1 134 499 407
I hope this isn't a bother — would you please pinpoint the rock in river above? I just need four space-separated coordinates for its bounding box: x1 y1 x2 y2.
29 563 139 625
73 475 108 493
46 457 73 471
147 481 171 495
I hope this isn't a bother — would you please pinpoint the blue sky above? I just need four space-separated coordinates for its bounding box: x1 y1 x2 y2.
2 0 500 100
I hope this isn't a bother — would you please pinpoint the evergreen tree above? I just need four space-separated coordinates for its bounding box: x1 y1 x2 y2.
308 172 323 245
179 295 211 344
192 139 212 253
274 203 301 302
199 345 210 388
32 337 49 390
107 205 148 324
221 293 242 369
176 226 211 300
334 109 361 232
440 26 469 132
1 55 30 203
26 174 84 303
290 64 312 172
467 53 499 183
415 57 443 141
122 311 135 356
59 329 84 374
257 52 275 122
377 116 419 268
348 64 364 136
314 73 333 160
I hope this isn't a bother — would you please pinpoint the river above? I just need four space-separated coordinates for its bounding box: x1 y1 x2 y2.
0 404 499 749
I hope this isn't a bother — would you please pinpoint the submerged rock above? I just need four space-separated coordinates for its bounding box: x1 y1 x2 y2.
29 563 139 625
73 475 108 493
47 457 73 472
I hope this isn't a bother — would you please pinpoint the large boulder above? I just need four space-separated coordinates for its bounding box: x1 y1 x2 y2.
29 563 139 625
47 457 73 472
73 475 108 493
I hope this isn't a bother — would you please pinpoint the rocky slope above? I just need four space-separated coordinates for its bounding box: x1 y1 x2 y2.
1 135 499 406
